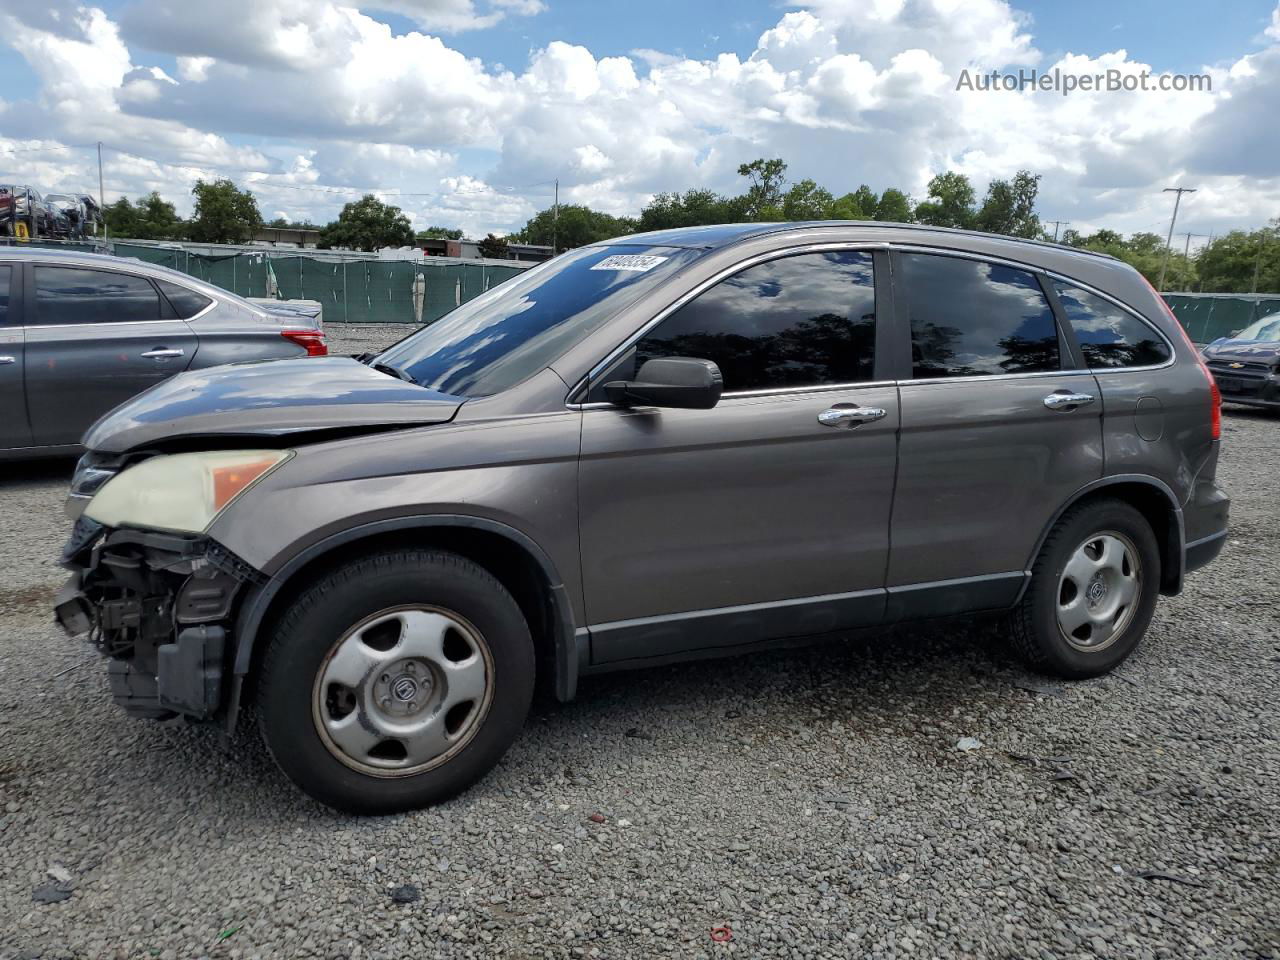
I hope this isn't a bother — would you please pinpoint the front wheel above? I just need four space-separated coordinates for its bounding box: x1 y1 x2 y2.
1008 499 1161 679
257 549 535 813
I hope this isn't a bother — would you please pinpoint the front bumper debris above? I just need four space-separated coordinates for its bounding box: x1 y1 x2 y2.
56 520 263 722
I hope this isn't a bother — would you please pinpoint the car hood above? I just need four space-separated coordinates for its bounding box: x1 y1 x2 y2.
1203 339 1280 363
83 356 464 454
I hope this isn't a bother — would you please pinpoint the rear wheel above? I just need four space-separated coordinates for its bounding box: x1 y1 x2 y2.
257 549 535 813
1008 499 1161 678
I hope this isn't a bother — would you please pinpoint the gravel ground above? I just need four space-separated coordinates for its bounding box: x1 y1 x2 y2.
1 332 1277 959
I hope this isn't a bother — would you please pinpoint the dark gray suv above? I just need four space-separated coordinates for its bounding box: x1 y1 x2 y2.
55 222 1229 813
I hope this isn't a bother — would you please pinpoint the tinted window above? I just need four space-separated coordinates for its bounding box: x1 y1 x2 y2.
1053 281 1171 368
634 251 877 391
903 254 1060 378
34 267 161 325
157 279 213 319
378 245 702 397
0 266 9 324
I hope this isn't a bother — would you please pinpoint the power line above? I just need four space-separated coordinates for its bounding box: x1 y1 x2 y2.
1047 219 1070 243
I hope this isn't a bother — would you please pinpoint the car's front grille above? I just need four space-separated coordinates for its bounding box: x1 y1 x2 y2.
1207 359 1272 375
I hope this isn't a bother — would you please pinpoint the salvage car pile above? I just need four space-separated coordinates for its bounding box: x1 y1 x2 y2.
0 184 103 240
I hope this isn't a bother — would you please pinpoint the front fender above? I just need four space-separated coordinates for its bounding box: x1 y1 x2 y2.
225 514 582 732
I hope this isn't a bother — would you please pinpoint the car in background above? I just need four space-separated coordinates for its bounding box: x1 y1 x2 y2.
1201 312 1280 412
78 195 104 236
45 193 88 239
0 184 56 238
0 248 328 458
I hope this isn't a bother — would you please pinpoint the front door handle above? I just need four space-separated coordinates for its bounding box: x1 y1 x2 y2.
0 356 15 365
140 347 184 360
1043 391 1095 411
818 404 887 427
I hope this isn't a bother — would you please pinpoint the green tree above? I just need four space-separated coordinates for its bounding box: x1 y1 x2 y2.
134 192 184 239
974 171 1041 238
874 188 914 223
737 158 788 219
477 233 510 259
829 191 872 220
914 172 977 229
317 194 415 252
514 204 636 249
781 179 835 220
266 217 317 230
102 193 184 240
1196 223 1280 293
103 197 139 238
416 225 464 240
638 189 748 231
188 179 263 244
1070 228 1197 290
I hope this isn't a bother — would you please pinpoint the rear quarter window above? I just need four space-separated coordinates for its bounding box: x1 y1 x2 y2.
1052 281 1171 368
157 279 214 319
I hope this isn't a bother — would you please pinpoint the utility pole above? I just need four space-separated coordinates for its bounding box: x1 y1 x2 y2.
1251 232 1268 295
1158 186 1195 291
551 178 559 256
97 141 107 240
1048 220 1070 243
1198 231 1214 292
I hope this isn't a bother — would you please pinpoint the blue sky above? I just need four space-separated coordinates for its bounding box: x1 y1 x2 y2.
1 0 1277 239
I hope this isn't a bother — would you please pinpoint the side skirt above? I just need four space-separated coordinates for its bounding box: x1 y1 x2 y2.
583 570 1028 671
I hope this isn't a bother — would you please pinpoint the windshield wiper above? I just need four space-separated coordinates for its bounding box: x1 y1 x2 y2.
356 352 417 384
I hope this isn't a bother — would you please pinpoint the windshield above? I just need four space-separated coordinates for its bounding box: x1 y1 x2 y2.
376 244 701 397
1232 313 1280 342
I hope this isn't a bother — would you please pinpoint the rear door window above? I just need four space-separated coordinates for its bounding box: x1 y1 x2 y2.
632 250 878 392
901 253 1061 378
1052 281 1172 368
33 266 162 325
0 266 10 324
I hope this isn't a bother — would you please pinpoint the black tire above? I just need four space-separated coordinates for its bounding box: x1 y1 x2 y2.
257 549 535 814
1008 498 1161 679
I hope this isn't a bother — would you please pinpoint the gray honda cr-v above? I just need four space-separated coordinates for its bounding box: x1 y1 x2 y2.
56 222 1229 813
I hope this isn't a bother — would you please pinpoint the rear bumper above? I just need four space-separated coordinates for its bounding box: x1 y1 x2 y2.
1181 469 1229 580
1185 528 1227 574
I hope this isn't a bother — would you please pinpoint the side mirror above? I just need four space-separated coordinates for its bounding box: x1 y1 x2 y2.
604 357 723 410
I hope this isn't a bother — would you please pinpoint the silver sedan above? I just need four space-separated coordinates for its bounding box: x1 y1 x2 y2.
0 248 326 458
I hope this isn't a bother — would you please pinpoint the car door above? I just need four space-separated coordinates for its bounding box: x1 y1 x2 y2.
578 248 899 665
886 249 1103 619
0 262 33 450
23 263 198 446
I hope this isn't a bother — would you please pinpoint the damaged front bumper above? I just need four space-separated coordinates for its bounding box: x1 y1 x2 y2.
56 517 264 723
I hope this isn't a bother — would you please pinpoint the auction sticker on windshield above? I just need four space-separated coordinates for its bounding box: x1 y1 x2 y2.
590 254 669 272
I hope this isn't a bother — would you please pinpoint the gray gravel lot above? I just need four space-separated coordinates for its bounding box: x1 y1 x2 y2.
1 329 1277 959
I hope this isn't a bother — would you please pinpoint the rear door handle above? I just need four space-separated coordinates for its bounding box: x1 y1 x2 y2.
140 347 184 360
0 356 15 365
1043 391 1095 410
818 405 887 427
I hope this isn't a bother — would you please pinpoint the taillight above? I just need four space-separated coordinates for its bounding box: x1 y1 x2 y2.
1139 274 1220 440
281 329 327 356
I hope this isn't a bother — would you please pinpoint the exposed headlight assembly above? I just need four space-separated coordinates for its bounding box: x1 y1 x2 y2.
84 450 291 534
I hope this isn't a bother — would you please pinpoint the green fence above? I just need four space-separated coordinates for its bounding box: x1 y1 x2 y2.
109 242 527 324
1164 293 1280 343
